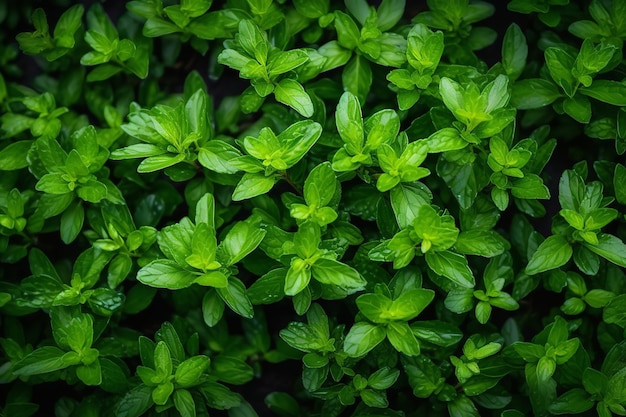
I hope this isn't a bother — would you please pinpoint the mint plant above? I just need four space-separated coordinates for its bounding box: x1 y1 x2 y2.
2 1 626 417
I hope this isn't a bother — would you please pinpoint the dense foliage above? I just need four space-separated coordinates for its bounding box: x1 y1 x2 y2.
1 0 626 416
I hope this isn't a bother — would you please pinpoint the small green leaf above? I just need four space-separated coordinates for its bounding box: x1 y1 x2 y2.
274 78 314 117
219 221 266 266
343 322 386 357
175 356 210 388
0 140 35 170
426 128 467 153
137 153 186 173
425 250 475 288
387 321 421 356
311 258 366 293
368 367 400 390
233 173 276 201
582 233 626 268
614 164 626 204
603 294 626 328
526 235 573 275
137 260 197 289
217 277 253 318
173 389 195 417
502 23 527 80
512 79 561 109
12 346 72 376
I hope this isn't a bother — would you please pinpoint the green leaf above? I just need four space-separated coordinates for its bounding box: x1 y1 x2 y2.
410 320 464 347
268 50 309 77
368 367 400 390
274 78 314 118
116 384 154 417
284 258 311 296
356 293 393 324
582 233 626 268
603 294 626 328
549 388 595 414
425 250 475 288
137 153 186 173
437 158 481 209
579 80 626 106
563 95 591 124
614 164 626 205
194 192 215 228
137 260 197 289
280 322 328 353
202 289 225 327
304 162 337 207
387 321 421 356
173 389 196 417
36 173 71 194
175 356 210 388
12 346 72 376
293 0 329 18
59 199 84 244
439 77 465 114
334 10 360 50
544 47 575 95
219 221 266 266
413 205 459 252
248 268 286 304
335 91 364 153
364 109 400 151
510 174 550 199
217 277 253 318
237 20 267 62
198 141 242 174
525 235 573 275
455 230 507 257
377 0 405 31
76 360 102 386
444 288 474 313
426 128 468 153
583 367 608 396
403 355 444 398
233 173 276 201
342 55 372 104
0 141 35 170
312 258 366 293
111 144 167 160
389 289 434 321
502 23 527 80
512 79 561 109
195 271 228 288
559 170 584 211
343 322 386 357
265 392 301 416
279 120 323 167
389 183 431 229
448 395 480 417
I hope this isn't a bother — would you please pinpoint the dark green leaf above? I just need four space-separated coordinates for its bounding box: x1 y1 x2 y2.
425 250 475 288
582 233 626 268
0 141 34 170
525 235 572 275
580 80 626 106
603 294 626 328
502 23 527 80
512 79 561 109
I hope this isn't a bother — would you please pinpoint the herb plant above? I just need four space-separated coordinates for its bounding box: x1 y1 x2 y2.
1 1 626 417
